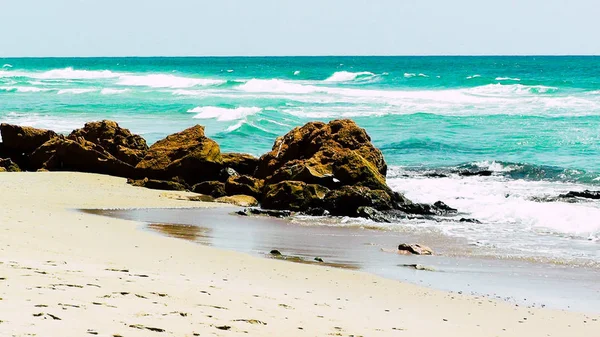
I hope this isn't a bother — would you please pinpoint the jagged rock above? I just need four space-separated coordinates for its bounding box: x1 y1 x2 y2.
302 207 330 216
459 218 482 224
0 158 21 172
225 175 264 198
127 178 187 191
135 125 223 185
29 137 135 177
262 181 329 211
68 120 148 166
191 181 227 198
0 123 59 154
323 186 393 216
398 200 457 216
459 170 493 177
215 195 259 207
433 201 458 214
398 243 433 255
221 153 259 176
356 206 391 223
559 190 600 200
236 208 292 218
424 172 449 178
255 120 388 191
270 250 282 256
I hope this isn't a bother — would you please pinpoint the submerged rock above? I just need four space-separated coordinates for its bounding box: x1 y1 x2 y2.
215 195 259 207
398 243 434 255
68 120 148 166
458 170 493 177
356 206 391 223
397 200 457 216
559 190 600 200
400 264 436 271
136 125 223 185
323 186 394 216
459 218 482 224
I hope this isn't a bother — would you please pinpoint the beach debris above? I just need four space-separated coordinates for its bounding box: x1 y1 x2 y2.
233 319 267 325
400 264 436 271
215 325 231 331
129 324 165 332
398 243 434 255
215 195 259 207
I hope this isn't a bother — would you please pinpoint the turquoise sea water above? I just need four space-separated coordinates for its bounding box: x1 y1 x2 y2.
1 57 599 263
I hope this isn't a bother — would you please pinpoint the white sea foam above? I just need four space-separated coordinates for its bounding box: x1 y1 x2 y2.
37 67 120 80
0 86 52 93
238 79 322 94
2 64 12 68
467 84 558 96
418 73 429 77
100 88 130 95
324 71 375 82
294 70 301 76
404 73 416 78
117 74 225 88
57 88 97 95
189 106 262 121
495 77 521 81
466 74 481 79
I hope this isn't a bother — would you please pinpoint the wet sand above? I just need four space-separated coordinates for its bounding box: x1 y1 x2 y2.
93 207 600 313
2 172 599 337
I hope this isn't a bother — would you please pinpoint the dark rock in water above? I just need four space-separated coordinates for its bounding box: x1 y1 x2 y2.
237 208 292 218
302 207 330 216
225 175 264 199
68 120 148 166
221 153 258 176
270 250 282 256
215 195 259 207
356 206 391 223
192 181 227 198
255 119 389 190
29 137 136 177
127 178 187 191
0 123 60 154
314 257 324 263
0 158 21 172
459 218 482 224
424 172 449 178
262 181 329 211
459 170 493 177
400 264 436 271
433 201 458 214
324 186 393 216
135 125 223 185
559 190 600 200
398 243 433 255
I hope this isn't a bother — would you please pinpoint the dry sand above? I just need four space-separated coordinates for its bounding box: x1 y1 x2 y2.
0 172 597 337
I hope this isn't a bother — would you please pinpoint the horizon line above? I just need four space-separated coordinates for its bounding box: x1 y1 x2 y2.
1 54 599 59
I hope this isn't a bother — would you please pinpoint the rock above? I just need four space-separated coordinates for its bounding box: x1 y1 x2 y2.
187 195 215 202
400 264 436 271
262 181 329 211
29 137 135 177
135 125 223 185
356 206 391 223
397 200 457 216
270 250 282 256
398 243 433 255
433 201 458 214
215 195 259 207
0 123 59 154
0 158 21 172
255 120 389 191
225 175 264 198
219 167 239 181
127 178 187 191
191 181 227 198
424 172 448 178
236 208 292 218
459 218 482 224
68 120 148 166
459 170 493 177
559 190 600 200
221 153 259 176
301 207 330 216
314 257 324 263
323 186 393 216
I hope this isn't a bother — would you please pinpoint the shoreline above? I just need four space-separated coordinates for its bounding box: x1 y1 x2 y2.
1 172 598 336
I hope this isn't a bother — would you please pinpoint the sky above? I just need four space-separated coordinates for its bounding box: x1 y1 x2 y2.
0 0 598 57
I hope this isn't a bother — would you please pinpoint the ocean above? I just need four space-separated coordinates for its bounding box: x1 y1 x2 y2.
1 56 599 266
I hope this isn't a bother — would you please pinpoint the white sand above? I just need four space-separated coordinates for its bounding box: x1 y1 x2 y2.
0 172 597 336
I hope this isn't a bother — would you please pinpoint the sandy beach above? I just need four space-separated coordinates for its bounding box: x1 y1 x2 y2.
1 172 598 337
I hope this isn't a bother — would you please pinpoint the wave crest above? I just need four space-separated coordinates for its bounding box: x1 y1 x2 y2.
117 74 225 88
324 71 376 83
189 106 263 121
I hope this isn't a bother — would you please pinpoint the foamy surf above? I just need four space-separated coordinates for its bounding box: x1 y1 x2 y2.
117 74 226 88
189 106 263 121
324 71 376 82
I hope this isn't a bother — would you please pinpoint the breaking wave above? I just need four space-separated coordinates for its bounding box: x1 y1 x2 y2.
189 106 263 121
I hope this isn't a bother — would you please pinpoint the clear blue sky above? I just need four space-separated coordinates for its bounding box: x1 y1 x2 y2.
1 0 598 56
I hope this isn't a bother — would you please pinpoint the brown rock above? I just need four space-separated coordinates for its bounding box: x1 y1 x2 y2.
398 243 434 255
323 186 394 216
68 120 148 166
225 175 264 198
256 120 389 192
29 137 135 177
136 125 223 185
262 181 329 211
215 195 259 207
222 153 259 176
0 158 20 172
127 178 187 191
191 181 227 198
0 123 59 154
